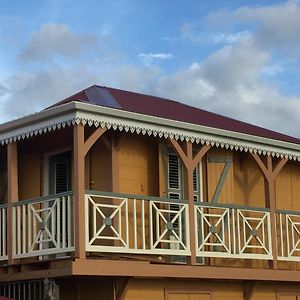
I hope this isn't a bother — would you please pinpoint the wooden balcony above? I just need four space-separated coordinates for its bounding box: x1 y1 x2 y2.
1 191 300 267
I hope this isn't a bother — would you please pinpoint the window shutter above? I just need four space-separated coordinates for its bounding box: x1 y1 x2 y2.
54 162 69 194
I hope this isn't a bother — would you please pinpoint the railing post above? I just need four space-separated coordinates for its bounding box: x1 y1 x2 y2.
73 124 86 259
7 142 18 264
252 154 287 269
169 139 210 265
185 167 197 265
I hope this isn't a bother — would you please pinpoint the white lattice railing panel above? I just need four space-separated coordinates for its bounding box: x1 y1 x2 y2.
12 193 74 259
236 209 272 258
85 192 190 256
0 205 7 261
195 206 231 257
277 211 300 261
195 203 272 260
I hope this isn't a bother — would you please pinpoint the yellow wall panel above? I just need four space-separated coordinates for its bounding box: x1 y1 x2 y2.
168 294 189 300
206 149 234 204
232 153 265 207
124 279 243 300
118 134 159 196
18 152 41 200
88 140 112 192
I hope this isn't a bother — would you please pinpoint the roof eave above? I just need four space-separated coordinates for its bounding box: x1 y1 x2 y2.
0 101 300 159
73 101 300 154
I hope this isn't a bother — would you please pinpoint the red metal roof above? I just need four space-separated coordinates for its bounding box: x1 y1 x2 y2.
48 85 300 145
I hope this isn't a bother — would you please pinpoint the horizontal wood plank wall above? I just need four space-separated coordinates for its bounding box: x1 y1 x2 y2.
206 149 234 203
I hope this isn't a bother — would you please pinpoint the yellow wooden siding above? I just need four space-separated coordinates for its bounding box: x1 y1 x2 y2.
124 279 300 300
279 296 298 300
232 153 265 207
167 293 210 300
168 294 189 300
18 152 41 200
276 162 300 212
87 139 112 192
206 149 234 204
118 134 159 196
158 142 168 198
124 279 243 300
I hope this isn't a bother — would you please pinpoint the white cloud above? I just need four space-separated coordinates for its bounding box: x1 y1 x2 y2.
159 36 178 43
261 64 284 77
2 1 300 142
211 31 252 44
0 63 161 123
138 52 173 66
206 1 300 57
19 23 99 63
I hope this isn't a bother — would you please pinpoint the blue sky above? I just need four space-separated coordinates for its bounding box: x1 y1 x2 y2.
0 0 300 137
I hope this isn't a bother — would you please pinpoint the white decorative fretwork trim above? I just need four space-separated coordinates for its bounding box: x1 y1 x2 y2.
0 101 300 161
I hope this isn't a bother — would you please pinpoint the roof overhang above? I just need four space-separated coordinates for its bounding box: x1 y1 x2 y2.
1 101 300 161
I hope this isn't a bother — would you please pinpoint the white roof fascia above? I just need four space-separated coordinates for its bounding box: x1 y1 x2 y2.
0 101 300 160
73 102 300 157
0 103 77 143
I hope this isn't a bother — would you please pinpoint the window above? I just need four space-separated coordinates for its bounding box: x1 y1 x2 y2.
167 152 202 201
49 151 71 195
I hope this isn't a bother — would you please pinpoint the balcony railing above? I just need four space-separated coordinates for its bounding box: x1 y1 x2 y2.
12 192 74 259
85 191 190 256
277 209 300 261
1 191 300 267
195 203 272 260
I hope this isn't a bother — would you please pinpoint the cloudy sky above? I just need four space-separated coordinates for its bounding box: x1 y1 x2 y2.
0 0 300 137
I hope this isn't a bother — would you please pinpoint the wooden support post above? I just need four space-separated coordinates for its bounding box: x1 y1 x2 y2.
252 154 287 270
73 125 108 259
7 142 18 265
73 124 86 259
169 139 210 265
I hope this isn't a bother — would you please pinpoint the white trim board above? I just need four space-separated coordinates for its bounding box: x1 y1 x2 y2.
0 101 300 161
